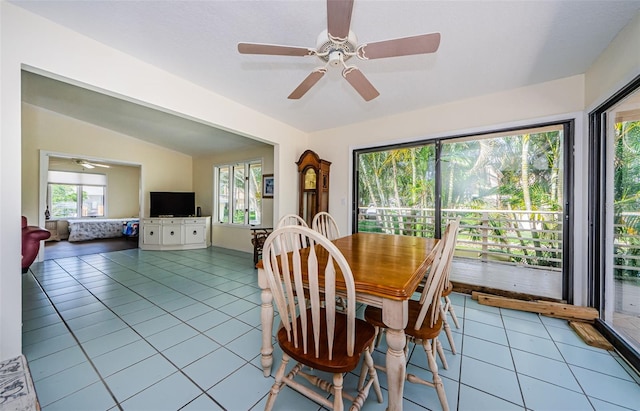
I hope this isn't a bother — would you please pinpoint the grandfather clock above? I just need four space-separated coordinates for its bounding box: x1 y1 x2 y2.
296 150 331 225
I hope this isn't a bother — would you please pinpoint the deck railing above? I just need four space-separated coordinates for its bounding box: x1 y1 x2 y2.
614 212 640 280
358 207 563 271
358 207 640 279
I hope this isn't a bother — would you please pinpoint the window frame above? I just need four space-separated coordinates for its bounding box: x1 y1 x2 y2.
352 119 574 301
46 171 107 219
588 73 640 372
214 159 262 226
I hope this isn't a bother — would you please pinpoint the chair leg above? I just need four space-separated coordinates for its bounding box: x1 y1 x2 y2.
364 348 383 403
332 373 344 411
265 353 290 411
352 348 383 411
374 327 384 348
406 338 450 411
445 295 460 329
423 339 449 411
404 335 412 357
358 327 379 391
435 337 448 370
440 305 457 355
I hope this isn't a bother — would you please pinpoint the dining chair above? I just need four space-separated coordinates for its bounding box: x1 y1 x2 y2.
276 213 308 228
275 214 310 252
358 218 458 411
262 225 383 411
370 218 461 354
311 212 346 310
439 217 461 354
312 211 341 240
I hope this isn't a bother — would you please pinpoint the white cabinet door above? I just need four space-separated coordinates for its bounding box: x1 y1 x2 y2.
143 224 161 245
185 224 206 244
140 216 210 250
161 224 183 245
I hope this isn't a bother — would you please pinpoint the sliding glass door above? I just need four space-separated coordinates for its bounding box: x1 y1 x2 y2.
441 127 568 273
590 75 640 371
598 84 640 363
355 144 437 237
353 121 573 300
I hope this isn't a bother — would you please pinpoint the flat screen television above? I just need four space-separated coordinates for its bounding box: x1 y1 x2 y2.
150 192 195 217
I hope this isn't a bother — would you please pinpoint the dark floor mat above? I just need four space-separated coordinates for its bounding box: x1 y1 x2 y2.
44 237 138 260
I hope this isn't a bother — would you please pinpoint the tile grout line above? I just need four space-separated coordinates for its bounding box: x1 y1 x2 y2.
26 266 124 410
37 251 261 409
53 254 241 409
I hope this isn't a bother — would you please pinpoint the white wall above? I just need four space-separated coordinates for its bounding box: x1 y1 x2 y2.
3 2 639 362
305 10 640 307
1 2 307 361
310 75 588 305
46 158 141 220
22 103 178 223
586 12 640 110
192 145 275 253
575 12 640 301
309 75 585 233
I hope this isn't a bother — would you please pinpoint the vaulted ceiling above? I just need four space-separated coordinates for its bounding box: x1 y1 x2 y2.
15 0 640 155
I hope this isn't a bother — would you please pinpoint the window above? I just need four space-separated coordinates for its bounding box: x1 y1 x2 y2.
590 74 640 371
353 120 573 300
215 160 262 225
47 171 107 218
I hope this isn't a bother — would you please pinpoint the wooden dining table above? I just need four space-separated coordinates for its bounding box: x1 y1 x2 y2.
257 232 439 411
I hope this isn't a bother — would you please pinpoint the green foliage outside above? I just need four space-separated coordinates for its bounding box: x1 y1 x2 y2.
613 120 640 280
218 163 262 225
50 184 84 218
357 128 565 269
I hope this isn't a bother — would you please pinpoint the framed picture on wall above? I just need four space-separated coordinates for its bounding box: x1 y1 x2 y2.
263 174 274 198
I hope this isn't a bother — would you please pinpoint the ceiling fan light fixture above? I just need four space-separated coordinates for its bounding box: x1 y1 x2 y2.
238 0 441 101
328 50 344 67
316 29 357 63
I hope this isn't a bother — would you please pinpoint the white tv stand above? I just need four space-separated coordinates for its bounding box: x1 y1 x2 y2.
140 216 211 250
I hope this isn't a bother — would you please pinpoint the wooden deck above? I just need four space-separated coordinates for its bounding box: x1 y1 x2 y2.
450 257 562 300
614 279 640 353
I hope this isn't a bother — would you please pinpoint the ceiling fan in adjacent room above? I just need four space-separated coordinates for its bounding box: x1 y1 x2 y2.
73 158 110 169
237 0 441 101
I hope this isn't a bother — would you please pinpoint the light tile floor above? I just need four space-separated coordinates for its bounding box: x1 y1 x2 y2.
22 247 640 410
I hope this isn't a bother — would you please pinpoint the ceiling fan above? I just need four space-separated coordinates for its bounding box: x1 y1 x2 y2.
73 158 110 169
237 0 440 101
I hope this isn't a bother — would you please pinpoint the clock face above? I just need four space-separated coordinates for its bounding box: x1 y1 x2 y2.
304 168 317 190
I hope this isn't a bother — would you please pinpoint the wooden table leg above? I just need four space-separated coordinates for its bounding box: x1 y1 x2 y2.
258 267 274 377
382 299 409 411
385 328 407 411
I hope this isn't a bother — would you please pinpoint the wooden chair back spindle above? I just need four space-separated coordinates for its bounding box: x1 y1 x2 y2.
276 214 310 252
414 218 459 331
312 211 341 240
263 226 356 359
262 225 383 411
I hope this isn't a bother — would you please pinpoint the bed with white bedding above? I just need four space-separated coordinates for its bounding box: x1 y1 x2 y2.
67 218 139 242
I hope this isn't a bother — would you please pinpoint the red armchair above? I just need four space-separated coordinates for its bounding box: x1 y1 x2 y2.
22 216 51 273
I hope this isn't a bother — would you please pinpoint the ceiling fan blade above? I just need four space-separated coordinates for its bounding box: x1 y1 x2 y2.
238 43 315 57
288 68 327 99
342 67 379 101
327 0 354 40
73 158 111 169
357 32 441 60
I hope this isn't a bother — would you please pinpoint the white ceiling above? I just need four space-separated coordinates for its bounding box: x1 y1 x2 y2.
21 71 271 157
14 0 640 155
